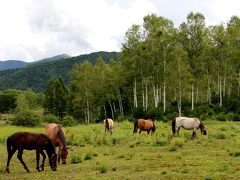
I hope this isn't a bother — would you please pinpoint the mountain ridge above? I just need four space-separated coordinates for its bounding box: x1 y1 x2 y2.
0 51 119 92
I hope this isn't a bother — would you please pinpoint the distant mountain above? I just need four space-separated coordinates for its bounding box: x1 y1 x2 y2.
0 51 118 92
0 54 71 71
33 54 71 64
0 60 28 71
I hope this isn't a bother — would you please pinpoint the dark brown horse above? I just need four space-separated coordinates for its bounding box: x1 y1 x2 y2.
5 132 57 173
133 119 156 134
45 123 68 164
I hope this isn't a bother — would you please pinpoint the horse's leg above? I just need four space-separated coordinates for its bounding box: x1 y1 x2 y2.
177 127 180 136
17 149 30 172
5 148 17 173
192 128 197 138
40 150 46 171
36 150 40 172
58 147 61 163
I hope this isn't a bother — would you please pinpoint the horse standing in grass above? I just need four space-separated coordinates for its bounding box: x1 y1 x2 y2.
103 118 114 134
5 132 57 173
133 119 156 134
172 117 207 138
45 123 68 164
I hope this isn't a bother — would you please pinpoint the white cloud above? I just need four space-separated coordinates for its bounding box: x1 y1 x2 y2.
0 0 157 61
0 0 240 61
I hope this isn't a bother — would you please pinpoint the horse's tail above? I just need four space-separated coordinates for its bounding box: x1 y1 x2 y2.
6 136 12 154
152 122 156 133
133 119 138 133
172 118 176 134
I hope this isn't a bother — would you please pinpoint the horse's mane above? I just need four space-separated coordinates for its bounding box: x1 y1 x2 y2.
56 125 67 148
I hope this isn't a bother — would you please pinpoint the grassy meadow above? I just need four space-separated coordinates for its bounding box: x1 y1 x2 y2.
1 120 240 179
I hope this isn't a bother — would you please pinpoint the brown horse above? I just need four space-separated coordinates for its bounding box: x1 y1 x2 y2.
5 132 57 173
133 119 156 134
45 123 68 164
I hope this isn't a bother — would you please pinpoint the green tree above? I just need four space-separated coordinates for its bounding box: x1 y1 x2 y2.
44 77 68 119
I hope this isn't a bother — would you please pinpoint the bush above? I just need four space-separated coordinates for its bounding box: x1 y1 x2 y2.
96 163 107 174
62 115 77 127
232 113 240 121
11 111 41 127
146 108 163 120
42 114 59 124
216 113 226 121
132 107 145 119
70 155 82 164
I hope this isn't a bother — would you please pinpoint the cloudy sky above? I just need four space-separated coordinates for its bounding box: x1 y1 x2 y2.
0 0 240 62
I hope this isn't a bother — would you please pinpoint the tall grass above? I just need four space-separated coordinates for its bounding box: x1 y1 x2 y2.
1 120 240 179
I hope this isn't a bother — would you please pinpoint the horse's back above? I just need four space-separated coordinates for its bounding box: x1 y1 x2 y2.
45 123 64 146
137 119 154 131
8 132 49 149
176 117 200 129
108 118 114 128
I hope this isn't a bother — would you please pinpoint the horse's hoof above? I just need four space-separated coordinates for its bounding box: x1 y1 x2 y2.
26 170 30 173
5 168 10 173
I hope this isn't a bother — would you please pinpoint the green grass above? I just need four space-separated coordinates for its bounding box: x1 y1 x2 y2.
1 120 240 179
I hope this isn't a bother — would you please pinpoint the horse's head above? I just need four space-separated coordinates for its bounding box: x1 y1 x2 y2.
60 147 68 164
50 154 57 171
199 122 207 135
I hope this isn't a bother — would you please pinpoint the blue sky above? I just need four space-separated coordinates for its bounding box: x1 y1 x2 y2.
0 0 239 61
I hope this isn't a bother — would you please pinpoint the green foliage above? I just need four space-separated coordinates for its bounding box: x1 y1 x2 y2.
84 152 93 160
11 111 41 127
70 155 82 164
42 114 59 124
0 89 19 113
62 115 77 127
96 163 107 174
44 77 68 119
215 113 227 121
0 52 118 92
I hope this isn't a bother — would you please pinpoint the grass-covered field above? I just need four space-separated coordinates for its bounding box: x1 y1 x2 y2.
1 120 240 179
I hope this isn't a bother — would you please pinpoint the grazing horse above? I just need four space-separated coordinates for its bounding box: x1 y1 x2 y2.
172 117 207 138
45 123 68 164
133 119 156 134
103 118 114 134
5 132 57 173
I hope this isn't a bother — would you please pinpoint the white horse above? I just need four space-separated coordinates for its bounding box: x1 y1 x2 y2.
172 117 207 138
103 118 114 134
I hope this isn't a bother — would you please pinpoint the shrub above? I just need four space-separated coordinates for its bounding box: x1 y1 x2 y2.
232 113 240 121
146 107 163 120
216 113 226 121
11 111 40 127
84 152 93 160
62 115 77 127
42 114 59 124
70 155 82 164
96 163 107 174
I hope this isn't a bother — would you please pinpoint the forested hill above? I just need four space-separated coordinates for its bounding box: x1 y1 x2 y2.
0 51 118 92
0 60 28 71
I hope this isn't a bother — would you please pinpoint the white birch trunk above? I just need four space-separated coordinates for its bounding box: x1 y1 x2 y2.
108 99 114 119
238 70 240 95
145 83 148 110
191 84 194 110
220 77 222 106
207 73 211 104
156 85 159 107
223 68 226 97
163 84 166 112
133 78 137 107
153 84 158 108
87 100 90 124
